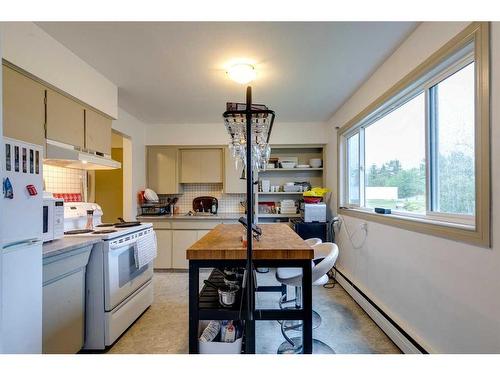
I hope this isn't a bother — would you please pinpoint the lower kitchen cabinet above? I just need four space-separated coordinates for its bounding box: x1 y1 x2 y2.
42 244 93 354
150 220 238 270
154 230 173 269
172 230 198 269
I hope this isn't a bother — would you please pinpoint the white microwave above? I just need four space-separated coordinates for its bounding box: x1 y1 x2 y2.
43 194 65 242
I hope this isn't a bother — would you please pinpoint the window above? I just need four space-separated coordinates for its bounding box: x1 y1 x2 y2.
430 63 475 215
346 62 473 218
364 92 426 213
338 23 490 246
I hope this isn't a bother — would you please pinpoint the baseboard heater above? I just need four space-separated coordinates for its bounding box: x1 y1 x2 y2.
334 267 428 354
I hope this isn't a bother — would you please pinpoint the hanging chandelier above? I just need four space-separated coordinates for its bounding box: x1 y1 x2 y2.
223 102 275 174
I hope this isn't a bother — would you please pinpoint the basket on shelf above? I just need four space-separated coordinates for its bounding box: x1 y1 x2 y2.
302 187 329 204
303 196 322 204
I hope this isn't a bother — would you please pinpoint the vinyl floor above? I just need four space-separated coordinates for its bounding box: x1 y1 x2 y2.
106 270 401 354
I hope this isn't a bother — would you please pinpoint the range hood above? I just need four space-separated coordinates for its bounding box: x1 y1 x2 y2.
44 139 121 170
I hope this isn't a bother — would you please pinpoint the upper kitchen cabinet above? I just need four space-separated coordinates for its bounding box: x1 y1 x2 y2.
180 148 223 183
224 146 246 193
46 89 85 149
147 146 180 194
85 109 112 155
2 66 46 146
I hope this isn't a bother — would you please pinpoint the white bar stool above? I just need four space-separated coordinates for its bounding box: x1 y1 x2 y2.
275 242 339 354
278 237 323 324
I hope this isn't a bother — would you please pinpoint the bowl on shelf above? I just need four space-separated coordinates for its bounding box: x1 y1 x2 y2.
280 161 297 169
309 159 322 168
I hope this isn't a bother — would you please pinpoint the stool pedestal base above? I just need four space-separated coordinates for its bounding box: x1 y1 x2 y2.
277 337 335 354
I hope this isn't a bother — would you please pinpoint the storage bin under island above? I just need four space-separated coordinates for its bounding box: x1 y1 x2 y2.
186 223 314 354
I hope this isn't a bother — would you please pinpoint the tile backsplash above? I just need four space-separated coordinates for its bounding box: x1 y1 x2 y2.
43 165 84 194
160 183 245 213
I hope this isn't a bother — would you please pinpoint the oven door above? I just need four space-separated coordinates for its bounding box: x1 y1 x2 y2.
103 239 154 311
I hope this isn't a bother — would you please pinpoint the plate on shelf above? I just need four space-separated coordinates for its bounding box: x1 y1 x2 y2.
296 164 310 168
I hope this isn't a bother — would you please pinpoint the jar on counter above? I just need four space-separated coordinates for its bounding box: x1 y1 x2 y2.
86 209 94 230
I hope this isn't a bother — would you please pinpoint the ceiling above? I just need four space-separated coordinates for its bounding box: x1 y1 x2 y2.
37 22 417 124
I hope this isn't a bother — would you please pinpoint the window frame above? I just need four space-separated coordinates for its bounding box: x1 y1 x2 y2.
337 22 490 247
346 131 361 206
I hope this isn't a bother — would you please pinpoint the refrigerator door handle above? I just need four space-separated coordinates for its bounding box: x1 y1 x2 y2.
2 239 42 250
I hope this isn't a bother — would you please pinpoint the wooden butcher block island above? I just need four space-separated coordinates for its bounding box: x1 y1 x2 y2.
187 224 314 260
187 223 314 354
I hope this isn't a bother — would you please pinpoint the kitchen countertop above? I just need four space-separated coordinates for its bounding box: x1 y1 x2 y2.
43 237 102 258
137 212 243 221
187 223 313 260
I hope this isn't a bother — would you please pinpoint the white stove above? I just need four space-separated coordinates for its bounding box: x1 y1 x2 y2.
64 202 156 350
63 201 153 240
64 223 153 240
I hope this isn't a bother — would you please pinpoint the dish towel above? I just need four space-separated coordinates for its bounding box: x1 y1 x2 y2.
134 231 157 269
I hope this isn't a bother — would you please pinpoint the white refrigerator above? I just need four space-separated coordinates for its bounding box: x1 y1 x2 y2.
1 137 43 353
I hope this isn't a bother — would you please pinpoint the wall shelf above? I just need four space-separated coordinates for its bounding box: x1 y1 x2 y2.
258 213 301 218
255 145 325 224
258 192 304 195
259 168 323 172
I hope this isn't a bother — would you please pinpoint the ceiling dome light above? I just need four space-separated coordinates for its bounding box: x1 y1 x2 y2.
227 63 257 84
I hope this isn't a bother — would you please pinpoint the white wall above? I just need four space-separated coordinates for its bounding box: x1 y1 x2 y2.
145 121 326 145
326 22 500 353
0 22 117 118
112 108 147 220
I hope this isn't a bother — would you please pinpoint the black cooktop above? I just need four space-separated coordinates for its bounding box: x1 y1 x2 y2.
96 223 115 228
114 222 142 228
92 229 118 234
65 221 142 235
97 221 142 228
64 229 94 235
